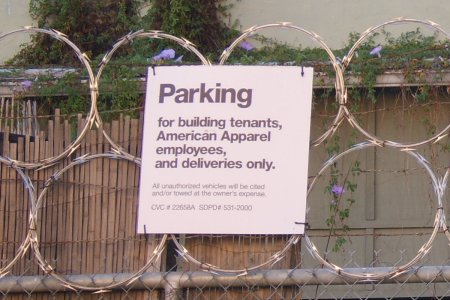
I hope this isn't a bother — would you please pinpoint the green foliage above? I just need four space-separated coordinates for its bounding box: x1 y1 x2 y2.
24 71 89 122
6 1 449 143
324 136 361 253
345 28 449 102
12 0 143 65
8 0 241 117
143 0 239 60
6 1 147 120
226 37 333 72
228 28 449 105
97 62 143 120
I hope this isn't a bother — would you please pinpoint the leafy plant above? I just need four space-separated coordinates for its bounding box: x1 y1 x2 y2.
7 0 242 118
142 0 239 60
11 0 143 65
325 168 360 251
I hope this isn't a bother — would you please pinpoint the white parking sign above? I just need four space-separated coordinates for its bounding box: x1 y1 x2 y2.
138 66 313 234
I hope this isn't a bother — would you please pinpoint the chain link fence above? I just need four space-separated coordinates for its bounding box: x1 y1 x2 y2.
3 252 450 299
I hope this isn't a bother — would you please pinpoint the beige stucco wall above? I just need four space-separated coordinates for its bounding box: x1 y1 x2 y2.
0 0 34 63
226 0 450 49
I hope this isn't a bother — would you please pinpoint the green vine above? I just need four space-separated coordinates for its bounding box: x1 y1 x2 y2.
323 135 361 252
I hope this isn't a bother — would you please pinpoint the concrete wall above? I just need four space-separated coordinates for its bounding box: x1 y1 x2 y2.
226 0 450 49
0 0 34 63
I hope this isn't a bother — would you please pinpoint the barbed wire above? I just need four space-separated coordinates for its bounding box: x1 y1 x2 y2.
305 141 444 280
0 27 96 169
4 87 450 121
218 22 347 147
342 18 450 148
160 23 345 275
29 152 167 291
0 18 448 293
94 30 211 162
0 156 35 277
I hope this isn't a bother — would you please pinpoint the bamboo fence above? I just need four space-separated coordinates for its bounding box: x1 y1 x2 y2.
0 108 301 299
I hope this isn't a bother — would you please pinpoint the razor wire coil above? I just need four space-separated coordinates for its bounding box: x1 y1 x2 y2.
0 27 96 169
0 18 448 291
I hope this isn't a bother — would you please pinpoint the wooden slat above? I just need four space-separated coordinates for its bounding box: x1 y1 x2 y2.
95 125 103 273
2 127 9 155
124 161 136 270
62 120 73 273
104 122 117 273
46 117 58 272
135 114 148 272
14 137 25 274
80 116 90 273
110 120 120 272
0 109 169 297
120 116 134 272
118 115 128 274
26 101 31 136
43 139 53 272
84 129 94 273
89 126 101 273
129 118 139 271
7 142 17 271
137 111 144 157
2 131 10 266
0 133 8 267
53 110 66 274
99 123 111 273
36 130 45 275
89 124 105 274
0 97 4 132
73 114 86 273
72 116 83 273
8 97 13 132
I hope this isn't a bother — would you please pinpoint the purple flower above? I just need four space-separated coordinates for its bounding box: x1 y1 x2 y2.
331 185 345 196
22 80 32 90
152 49 176 61
369 44 382 58
238 40 254 51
